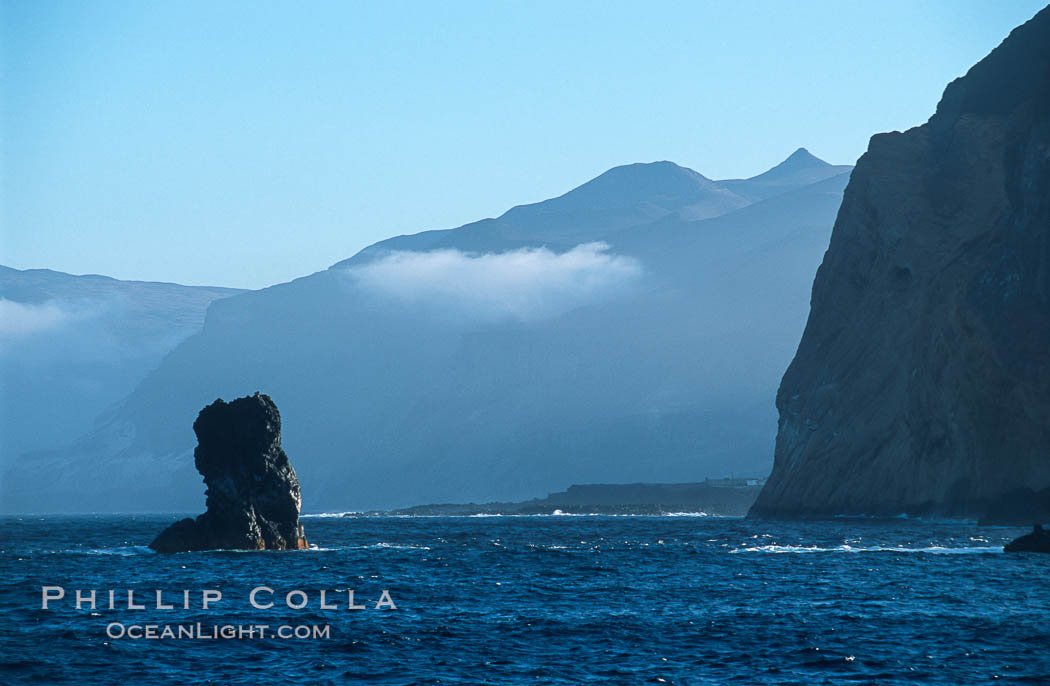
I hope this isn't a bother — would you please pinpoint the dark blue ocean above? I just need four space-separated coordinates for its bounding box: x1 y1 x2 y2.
2 515 1048 685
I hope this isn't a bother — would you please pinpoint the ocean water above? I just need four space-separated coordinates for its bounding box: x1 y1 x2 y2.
2 515 1048 685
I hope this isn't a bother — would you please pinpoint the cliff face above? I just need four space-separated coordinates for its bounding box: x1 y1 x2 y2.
751 7 1050 518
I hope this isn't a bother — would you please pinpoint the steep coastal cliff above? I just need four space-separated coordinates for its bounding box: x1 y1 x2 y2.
752 7 1050 519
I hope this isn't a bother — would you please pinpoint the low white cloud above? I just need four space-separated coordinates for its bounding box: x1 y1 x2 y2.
0 299 77 339
345 242 642 321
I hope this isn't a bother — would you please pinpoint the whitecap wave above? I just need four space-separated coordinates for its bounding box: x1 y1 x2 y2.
305 511 732 518
353 542 431 551
730 544 1002 554
74 546 154 556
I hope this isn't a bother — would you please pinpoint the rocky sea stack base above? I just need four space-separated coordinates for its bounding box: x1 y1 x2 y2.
150 393 308 553
1004 525 1050 554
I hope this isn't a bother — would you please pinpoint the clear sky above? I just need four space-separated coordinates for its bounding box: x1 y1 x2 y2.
2 0 1046 289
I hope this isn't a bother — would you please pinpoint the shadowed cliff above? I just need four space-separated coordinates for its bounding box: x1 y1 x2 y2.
751 6 1050 519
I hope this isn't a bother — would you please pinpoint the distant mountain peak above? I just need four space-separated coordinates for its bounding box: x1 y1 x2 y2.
714 147 850 203
497 159 745 222
784 146 826 165
552 160 717 205
760 148 831 177
334 159 754 267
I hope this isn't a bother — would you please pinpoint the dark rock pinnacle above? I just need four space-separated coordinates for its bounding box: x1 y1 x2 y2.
150 393 309 552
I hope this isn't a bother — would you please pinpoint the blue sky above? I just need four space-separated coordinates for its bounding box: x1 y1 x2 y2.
2 0 1045 289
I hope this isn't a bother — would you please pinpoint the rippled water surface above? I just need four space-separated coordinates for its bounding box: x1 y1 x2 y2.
2 515 1048 684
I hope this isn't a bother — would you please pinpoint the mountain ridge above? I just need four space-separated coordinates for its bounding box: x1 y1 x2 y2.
334 149 850 268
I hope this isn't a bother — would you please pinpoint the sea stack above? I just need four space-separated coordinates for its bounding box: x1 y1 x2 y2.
150 393 309 552
751 7 1050 519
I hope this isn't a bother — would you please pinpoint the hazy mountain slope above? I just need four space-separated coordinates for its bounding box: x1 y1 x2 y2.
611 171 850 282
751 6 1050 519
3 152 851 512
0 267 242 464
375 175 852 507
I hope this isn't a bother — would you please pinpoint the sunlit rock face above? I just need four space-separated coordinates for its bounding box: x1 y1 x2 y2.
150 393 308 552
752 7 1050 519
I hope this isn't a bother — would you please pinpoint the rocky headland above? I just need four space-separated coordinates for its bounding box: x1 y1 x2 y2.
376 480 763 517
150 393 308 552
751 7 1050 520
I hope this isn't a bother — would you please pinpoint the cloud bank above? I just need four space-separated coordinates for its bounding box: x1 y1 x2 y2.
345 242 642 321
0 299 78 339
